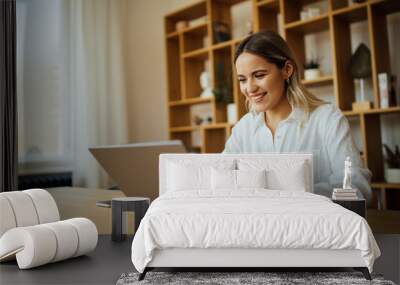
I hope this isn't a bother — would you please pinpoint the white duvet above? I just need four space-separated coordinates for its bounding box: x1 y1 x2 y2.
131 190 380 273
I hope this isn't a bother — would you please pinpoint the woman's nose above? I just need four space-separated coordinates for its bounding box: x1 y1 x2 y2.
246 78 258 93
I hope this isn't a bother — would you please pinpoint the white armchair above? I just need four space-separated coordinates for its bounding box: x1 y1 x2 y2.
0 189 98 269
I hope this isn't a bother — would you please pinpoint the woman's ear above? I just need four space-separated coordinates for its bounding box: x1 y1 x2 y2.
282 60 294 80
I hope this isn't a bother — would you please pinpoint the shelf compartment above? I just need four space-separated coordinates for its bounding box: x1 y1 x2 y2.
212 44 233 123
218 37 247 49
165 0 207 34
169 105 191 128
364 107 400 114
360 113 384 182
302 75 333 87
371 183 400 211
209 0 252 46
166 31 179 39
170 126 198 132
330 0 369 11
369 0 400 109
182 22 209 53
201 127 228 153
284 7 332 83
182 47 209 59
343 106 400 116
233 37 245 45
343 111 361 117
182 22 208 34
230 43 247 121
169 131 193 152
166 37 182 101
257 0 279 9
169 97 212 107
282 0 329 25
183 51 210 99
343 107 396 117
329 0 348 10
202 123 231 130
331 5 371 111
332 4 368 23
285 14 329 34
330 0 395 12
255 0 280 33
370 0 400 15
190 103 214 128
372 183 400 189
364 106 400 115
285 28 332 82
212 39 235 51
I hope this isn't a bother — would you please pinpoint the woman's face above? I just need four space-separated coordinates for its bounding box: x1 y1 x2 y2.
235 52 288 113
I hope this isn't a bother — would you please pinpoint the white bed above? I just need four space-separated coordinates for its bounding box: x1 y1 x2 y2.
131 153 380 281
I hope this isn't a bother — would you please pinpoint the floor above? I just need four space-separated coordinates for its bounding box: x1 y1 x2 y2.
1 235 399 285
373 234 400 284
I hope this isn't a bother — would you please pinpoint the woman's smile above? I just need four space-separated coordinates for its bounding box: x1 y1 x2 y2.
249 92 268 103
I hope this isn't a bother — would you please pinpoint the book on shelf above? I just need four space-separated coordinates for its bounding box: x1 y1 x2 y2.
332 188 359 200
332 196 358 201
378 73 389 108
333 192 356 197
333 188 357 193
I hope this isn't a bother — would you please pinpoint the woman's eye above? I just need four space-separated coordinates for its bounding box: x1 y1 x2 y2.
238 78 246 83
255 73 265 79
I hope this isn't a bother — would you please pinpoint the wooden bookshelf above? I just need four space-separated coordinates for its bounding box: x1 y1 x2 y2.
302 75 333 87
165 0 400 209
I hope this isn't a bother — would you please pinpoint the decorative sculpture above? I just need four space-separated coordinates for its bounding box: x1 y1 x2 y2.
200 71 213 99
343 156 352 190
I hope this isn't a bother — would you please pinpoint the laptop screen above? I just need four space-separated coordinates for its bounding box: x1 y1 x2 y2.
89 140 186 201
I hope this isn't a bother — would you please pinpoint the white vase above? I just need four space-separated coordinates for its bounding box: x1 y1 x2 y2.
304 68 321 80
227 103 237 124
385 168 400 183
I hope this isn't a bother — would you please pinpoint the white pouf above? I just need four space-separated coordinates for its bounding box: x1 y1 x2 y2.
1 191 39 227
0 189 98 269
24 188 60 223
0 196 17 237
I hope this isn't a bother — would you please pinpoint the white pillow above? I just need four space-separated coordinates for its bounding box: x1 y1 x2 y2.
236 169 267 188
167 159 235 191
211 168 236 190
211 168 267 190
237 159 308 192
269 161 307 191
167 162 209 191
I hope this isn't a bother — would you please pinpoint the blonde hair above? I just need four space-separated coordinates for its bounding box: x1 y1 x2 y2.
235 30 326 116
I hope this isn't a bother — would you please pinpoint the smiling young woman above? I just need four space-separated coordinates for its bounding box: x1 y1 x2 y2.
223 30 372 204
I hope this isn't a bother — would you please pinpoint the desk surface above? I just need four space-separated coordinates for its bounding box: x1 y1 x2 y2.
46 187 126 234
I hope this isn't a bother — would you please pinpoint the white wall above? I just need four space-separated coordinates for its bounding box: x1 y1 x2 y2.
124 0 198 143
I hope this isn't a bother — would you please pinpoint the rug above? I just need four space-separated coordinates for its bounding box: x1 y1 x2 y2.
116 271 396 285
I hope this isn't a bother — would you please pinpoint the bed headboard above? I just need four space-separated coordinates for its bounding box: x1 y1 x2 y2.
159 153 313 196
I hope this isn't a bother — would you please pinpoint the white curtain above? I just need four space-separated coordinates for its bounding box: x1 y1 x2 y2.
67 0 128 188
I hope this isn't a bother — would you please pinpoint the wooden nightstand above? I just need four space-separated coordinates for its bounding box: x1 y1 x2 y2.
332 198 366 218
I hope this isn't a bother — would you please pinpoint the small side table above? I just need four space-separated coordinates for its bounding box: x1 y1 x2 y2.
111 197 150 242
332 198 366 218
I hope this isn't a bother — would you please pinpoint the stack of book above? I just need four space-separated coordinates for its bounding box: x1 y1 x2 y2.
332 188 358 200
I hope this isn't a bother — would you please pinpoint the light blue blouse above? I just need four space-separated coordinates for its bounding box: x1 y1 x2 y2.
223 103 372 203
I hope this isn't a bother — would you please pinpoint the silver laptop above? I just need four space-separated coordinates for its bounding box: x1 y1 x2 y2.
89 140 186 201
